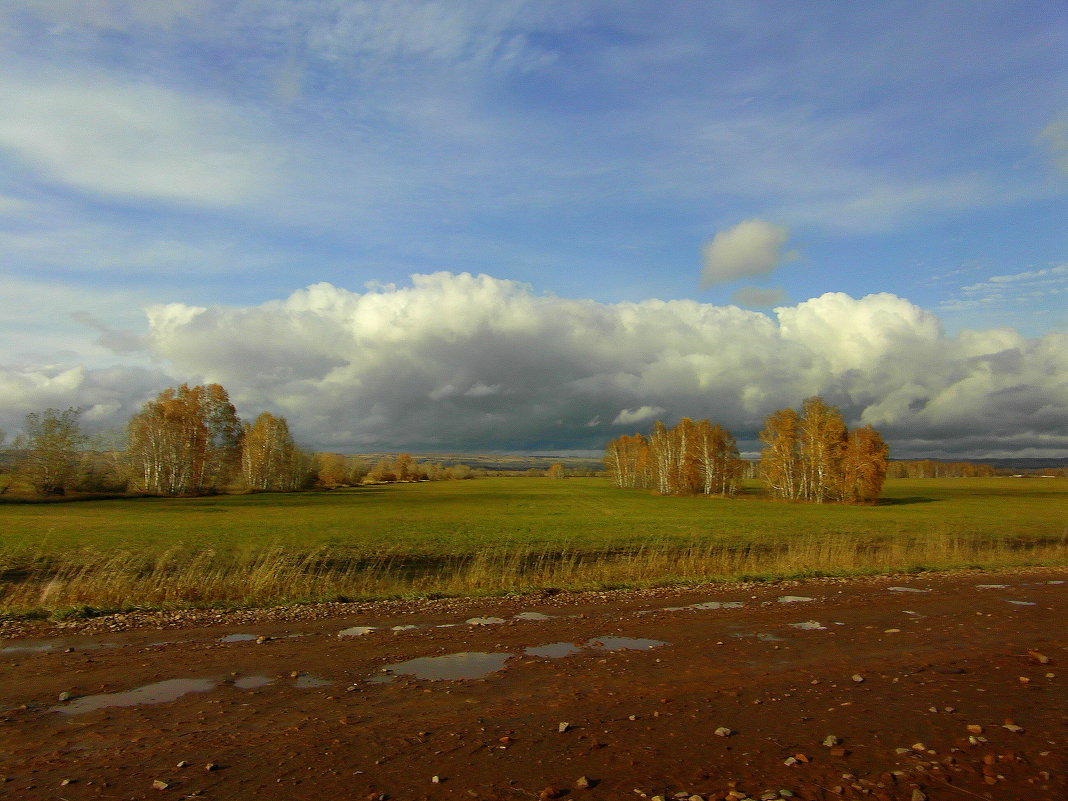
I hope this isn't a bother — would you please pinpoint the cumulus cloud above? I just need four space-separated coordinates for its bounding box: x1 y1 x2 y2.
731 286 789 308
1 273 1065 457
612 406 666 426
701 220 797 286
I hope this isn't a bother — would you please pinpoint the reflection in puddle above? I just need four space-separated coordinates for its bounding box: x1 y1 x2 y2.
691 601 744 610
465 617 506 626
1 640 116 654
293 674 332 688
391 624 420 631
219 634 259 643
525 642 582 659
976 584 1009 589
888 587 929 593
1049 580 1065 585
587 636 668 651
338 626 375 637
777 596 815 603
514 612 552 621
234 675 273 689
376 652 513 681
1006 600 1036 606
732 632 785 642
789 620 827 630
54 678 216 715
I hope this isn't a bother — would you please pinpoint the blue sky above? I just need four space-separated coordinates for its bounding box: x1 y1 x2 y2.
0 1 1065 456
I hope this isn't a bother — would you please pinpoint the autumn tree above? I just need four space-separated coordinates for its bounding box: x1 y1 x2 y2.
16 407 85 495
241 412 304 491
840 425 889 503
606 418 741 497
546 462 566 479
127 384 241 496
759 397 888 504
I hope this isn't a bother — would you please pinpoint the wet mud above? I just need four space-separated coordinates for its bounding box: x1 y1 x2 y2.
1 567 1065 800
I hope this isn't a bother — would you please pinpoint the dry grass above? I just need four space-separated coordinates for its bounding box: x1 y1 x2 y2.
4 530 1065 618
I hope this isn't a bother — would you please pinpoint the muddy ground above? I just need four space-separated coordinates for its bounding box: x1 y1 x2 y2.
1 568 1065 801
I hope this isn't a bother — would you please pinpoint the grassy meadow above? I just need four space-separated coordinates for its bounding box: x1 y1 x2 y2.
1 477 1065 617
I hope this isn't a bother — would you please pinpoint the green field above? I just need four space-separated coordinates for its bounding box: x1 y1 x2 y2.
1 477 1065 617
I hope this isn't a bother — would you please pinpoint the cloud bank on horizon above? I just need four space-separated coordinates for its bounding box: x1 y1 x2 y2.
0 272 1063 458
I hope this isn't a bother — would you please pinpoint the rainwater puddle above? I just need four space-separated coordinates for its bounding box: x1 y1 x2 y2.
525 642 583 659
587 636 668 651
1006 600 1036 606
732 632 785 642
54 678 215 715
976 584 1010 589
514 612 552 621
391 625 420 631
777 596 815 603
790 621 827 630
219 634 259 643
690 601 744 610
1048 580 1065 585
234 675 273 689
465 617 506 626
293 675 331 688
338 626 376 637
375 652 513 682
888 587 929 593
1 639 116 654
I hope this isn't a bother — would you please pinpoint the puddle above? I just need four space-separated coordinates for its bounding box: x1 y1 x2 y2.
1 639 117 654
219 634 259 643
514 612 552 621
587 636 668 651
789 621 827 630
293 674 332 688
690 601 744 610
234 675 273 689
1006 600 1036 606
525 642 583 659
777 596 815 603
732 632 785 642
54 678 216 715
976 584 1010 589
887 587 929 593
338 626 376 637
1048 581 1065 585
375 652 513 681
465 617 506 626
391 625 420 631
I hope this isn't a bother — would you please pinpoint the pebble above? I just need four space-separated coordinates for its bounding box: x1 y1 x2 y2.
558 722 571 733
1002 722 1025 733
152 780 170 790
714 726 733 737
575 776 592 789
57 691 72 702
851 674 864 683
823 735 841 747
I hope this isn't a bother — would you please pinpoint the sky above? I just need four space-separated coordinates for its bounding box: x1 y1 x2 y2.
0 1 1065 458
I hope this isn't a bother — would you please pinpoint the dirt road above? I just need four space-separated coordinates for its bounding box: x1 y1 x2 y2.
2 568 1065 800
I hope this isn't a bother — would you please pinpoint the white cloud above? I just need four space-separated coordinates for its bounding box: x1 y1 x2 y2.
0 73 275 206
702 220 796 286
0 270 1062 459
3 272 1042 457
612 406 666 426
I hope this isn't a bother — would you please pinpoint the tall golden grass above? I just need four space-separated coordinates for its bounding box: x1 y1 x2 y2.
4 531 1065 617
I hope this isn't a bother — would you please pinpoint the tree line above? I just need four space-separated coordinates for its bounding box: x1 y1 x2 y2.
606 396 889 504
2 383 475 497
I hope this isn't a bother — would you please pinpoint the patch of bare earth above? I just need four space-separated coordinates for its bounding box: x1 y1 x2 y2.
1 568 1065 801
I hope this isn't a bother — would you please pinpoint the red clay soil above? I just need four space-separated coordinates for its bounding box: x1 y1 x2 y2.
1 568 1065 801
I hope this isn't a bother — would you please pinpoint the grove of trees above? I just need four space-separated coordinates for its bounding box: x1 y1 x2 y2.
608 397 889 504
605 417 743 496
2 383 479 498
759 397 888 503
